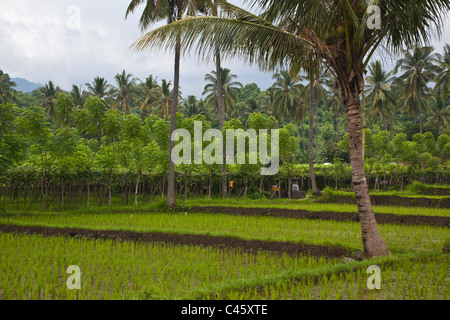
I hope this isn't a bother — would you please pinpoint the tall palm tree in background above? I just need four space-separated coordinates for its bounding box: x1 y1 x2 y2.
85 77 113 99
394 46 439 134
0 70 17 104
240 97 270 124
113 70 137 114
203 68 243 115
325 80 345 140
137 75 160 118
366 61 397 133
38 81 61 121
153 79 172 119
271 70 303 121
181 95 210 118
426 92 450 135
128 0 204 208
270 69 308 152
304 65 329 164
134 0 450 257
70 85 87 109
435 44 450 100
305 63 320 195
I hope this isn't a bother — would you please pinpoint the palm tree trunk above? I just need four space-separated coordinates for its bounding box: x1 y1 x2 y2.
167 37 181 208
336 110 340 140
345 88 390 258
418 89 423 134
315 102 319 163
135 170 141 206
216 51 227 198
309 72 319 195
300 117 306 152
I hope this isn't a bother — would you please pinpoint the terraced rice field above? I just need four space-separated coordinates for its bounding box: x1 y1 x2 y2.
1 198 448 300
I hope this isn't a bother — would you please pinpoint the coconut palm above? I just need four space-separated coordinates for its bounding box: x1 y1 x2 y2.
133 0 450 257
85 77 113 100
153 79 173 119
240 97 270 123
425 92 450 135
394 46 439 134
366 61 397 133
70 85 87 109
435 44 450 100
203 68 243 115
325 80 345 140
127 0 207 208
38 81 62 121
271 70 303 121
304 64 329 165
203 66 242 198
181 95 211 118
0 70 17 104
113 70 138 114
136 75 160 118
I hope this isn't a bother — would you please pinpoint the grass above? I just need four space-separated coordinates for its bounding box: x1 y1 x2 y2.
210 253 449 300
1 211 448 252
179 197 450 217
0 232 339 300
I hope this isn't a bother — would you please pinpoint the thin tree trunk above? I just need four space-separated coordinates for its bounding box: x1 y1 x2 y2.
418 89 423 134
108 170 113 207
300 118 306 152
167 31 181 208
315 102 319 163
61 179 64 211
345 85 390 258
135 170 141 206
216 55 227 198
309 71 319 195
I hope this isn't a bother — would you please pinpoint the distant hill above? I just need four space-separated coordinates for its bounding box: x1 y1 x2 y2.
12 77 44 93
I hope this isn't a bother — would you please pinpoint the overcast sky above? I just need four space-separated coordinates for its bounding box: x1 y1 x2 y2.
1 0 449 97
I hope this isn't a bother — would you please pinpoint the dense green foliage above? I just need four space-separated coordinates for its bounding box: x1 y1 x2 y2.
1 45 450 210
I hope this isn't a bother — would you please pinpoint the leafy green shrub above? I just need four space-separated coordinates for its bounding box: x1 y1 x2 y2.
322 187 336 202
249 192 266 200
405 181 425 194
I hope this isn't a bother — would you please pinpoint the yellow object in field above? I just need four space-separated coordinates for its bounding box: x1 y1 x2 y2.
229 181 234 188
272 185 279 192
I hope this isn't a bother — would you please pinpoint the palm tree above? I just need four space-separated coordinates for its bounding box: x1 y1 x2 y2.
203 68 243 115
366 61 397 133
435 44 450 100
113 70 137 114
304 65 329 164
240 97 270 123
38 81 61 121
203 66 242 198
271 70 303 121
137 75 160 118
85 77 113 99
425 92 450 135
127 0 205 208
325 80 345 140
70 85 87 109
394 46 439 134
153 79 172 119
133 0 450 257
181 95 210 118
0 70 17 104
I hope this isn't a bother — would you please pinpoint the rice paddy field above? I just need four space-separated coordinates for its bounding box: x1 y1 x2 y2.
1 195 449 300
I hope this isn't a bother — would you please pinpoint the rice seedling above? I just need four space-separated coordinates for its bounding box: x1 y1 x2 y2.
0 232 340 300
1 212 448 252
